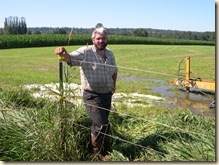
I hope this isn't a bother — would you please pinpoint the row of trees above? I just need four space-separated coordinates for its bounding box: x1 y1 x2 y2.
26 27 215 41
0 18 215 42
3 16 27 35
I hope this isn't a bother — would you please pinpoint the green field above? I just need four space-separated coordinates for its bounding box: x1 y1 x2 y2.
0 45 215 89
0 34 214 49
0 45 216 161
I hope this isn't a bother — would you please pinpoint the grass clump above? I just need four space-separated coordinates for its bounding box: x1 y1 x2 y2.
0 87 215 161
0 87 91 161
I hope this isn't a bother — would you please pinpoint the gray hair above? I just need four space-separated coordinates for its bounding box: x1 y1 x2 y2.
91 27 108 39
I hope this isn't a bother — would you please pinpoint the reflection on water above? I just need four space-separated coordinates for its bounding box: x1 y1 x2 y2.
119 74 215 117
152 85 215 117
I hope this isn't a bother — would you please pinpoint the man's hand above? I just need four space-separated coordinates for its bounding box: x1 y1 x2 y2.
54 47 71 63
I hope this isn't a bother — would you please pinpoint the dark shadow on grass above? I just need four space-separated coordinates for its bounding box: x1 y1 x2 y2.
111 130 194 161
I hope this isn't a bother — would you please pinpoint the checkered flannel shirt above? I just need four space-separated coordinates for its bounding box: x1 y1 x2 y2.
68 45 118 93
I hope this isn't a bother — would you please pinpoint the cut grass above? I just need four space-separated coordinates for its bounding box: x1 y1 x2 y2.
0 45 215 94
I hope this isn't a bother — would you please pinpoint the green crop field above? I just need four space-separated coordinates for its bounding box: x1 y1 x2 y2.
0 34 214 49
0 44 216 161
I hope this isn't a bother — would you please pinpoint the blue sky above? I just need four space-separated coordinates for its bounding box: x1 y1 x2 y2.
0 0 215 32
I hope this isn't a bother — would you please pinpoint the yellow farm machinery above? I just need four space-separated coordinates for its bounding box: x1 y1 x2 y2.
173 56 215 108
173 56 215 93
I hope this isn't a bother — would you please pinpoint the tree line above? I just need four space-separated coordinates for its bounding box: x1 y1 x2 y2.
2 16 27 35
0 17 215 42
26 27 216 42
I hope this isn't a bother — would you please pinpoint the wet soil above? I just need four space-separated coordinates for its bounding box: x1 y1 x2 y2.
119 75 215 117
152 85 215 117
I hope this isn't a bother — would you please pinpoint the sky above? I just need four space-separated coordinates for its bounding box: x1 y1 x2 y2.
0 0 216 32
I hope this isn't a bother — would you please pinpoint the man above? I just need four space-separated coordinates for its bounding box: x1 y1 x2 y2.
54 27 118 160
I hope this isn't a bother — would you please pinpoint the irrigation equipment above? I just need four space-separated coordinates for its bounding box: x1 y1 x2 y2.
173 56 215 93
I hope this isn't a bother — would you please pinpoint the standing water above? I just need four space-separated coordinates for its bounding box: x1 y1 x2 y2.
119 75 215 117
152 85 215 117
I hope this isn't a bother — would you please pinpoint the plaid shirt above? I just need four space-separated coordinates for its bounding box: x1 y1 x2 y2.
68 45 118 93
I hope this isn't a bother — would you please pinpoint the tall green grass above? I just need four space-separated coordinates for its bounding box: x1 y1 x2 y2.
0 87 215 161
0 87 91 161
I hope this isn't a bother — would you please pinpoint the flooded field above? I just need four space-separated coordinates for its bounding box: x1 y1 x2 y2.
119 75 215 117
24 72 215 118
152 85 215 117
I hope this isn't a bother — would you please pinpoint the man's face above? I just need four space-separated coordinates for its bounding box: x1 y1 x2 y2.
92 33 108 51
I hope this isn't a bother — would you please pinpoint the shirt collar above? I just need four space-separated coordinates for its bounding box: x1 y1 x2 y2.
91 45 97 53
91 44 107 54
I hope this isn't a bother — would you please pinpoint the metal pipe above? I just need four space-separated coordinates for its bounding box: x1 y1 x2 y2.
59 56 64 96
185 56 190 92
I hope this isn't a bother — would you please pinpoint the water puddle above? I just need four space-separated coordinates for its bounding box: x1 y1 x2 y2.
37 68 48 71
24 77 215 117
119 75 215 117
119 75 164 83
152 85 215 117
24 83 165 108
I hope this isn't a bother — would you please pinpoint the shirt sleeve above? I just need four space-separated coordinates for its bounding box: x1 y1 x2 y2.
68 46 87 66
